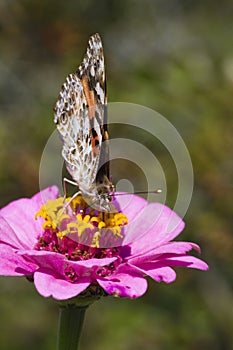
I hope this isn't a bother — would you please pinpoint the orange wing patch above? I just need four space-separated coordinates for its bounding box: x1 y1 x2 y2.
81 76 95 120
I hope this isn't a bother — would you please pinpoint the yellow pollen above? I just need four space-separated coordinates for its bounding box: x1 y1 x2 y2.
57 231 64 239
106 218 115 226
91 231 101 248
90 217 100 223
83 215 90 223
98 221 106 229
42 220 57 230
76 213 83 221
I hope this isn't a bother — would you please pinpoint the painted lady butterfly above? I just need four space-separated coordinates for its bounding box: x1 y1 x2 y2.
54 33 113 211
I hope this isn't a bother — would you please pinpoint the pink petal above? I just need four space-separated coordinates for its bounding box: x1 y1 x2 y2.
146 266 176 283
31 186 59 208
69 257 117 268
161 255 209 270
97 267 148 298
131 263 177 283
20 249 117 270
112 193 148 222
34 270 91 300
127 203 185 254
121 202 168 245
128 241 200 264
0 187 59 249
0 215 38 250
150 242 200 255
0 244 37 275
19 250 66 272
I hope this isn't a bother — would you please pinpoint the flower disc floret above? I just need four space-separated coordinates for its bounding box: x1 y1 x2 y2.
35 195 128 252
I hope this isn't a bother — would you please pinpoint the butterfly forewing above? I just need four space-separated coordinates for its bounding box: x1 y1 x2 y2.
54 33 112 206
77 33 110 189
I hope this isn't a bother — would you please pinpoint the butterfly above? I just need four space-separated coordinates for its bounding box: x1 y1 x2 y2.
54 33 114 211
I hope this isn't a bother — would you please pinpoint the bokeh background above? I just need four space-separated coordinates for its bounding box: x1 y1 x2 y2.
0 1 232 349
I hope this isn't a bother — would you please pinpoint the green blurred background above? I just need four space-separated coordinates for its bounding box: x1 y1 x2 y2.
0 1 232 349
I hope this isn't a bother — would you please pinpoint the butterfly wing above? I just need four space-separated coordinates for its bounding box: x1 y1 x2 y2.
77 33 110 188
54 33 107 195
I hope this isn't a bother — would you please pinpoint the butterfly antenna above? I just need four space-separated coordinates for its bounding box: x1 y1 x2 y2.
113 189 162 196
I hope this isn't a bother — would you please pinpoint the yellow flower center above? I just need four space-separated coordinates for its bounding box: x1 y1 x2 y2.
35 195 128 248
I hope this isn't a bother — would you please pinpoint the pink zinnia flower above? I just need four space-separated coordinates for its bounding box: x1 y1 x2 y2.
0 186 208 300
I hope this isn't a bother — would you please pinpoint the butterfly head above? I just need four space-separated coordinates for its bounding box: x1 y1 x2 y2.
80 180 114 213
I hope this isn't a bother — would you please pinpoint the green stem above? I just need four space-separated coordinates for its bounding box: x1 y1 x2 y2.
57 304 88 350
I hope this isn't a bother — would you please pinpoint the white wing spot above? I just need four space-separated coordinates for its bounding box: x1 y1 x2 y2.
95 82 104 103
90 65 95 77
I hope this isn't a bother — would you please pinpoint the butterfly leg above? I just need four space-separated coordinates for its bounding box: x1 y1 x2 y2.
63 177 79 198
61 177 82 213
59 178 81 216
63 190 82 211
58 189 82 219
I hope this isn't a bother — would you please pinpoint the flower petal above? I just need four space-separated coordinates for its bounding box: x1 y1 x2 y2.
31 186 59 207
112 193 148 222
19 249 117 269
97 267 148 298
128 241 200 264
34 270 91 300
146 266 176 283
18 250 66 273
131 263 177 283
0 186 59 249
0 215 38 250
161 255 209 270
0 244 37 275
127 203 185 254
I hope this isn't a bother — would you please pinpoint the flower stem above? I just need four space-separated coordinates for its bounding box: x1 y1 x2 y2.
57 304 88 350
